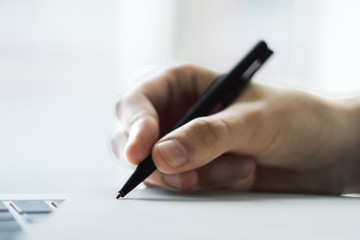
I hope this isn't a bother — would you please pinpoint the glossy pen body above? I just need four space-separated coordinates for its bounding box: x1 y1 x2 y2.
116 41 273 198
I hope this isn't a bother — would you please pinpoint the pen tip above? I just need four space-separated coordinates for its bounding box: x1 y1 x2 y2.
116 191 125 199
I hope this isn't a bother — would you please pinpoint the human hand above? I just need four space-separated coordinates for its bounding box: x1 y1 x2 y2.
112 64 360 195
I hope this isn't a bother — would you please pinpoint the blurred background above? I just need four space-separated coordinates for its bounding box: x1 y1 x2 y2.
1 0 360 193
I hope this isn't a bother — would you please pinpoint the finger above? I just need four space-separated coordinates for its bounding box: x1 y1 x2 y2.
138 64 220 113
252 165 343 195
152 114 234 174
145 155 256 191
116 65 220 165
227 172 256 191
115 72 162 165
197 154 256 190
110 125 129 163
144 170 198 192
116 64 220 127
150 83 271 174
123 111 159 165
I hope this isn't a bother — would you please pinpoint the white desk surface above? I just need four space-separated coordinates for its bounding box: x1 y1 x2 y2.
19 187 360 240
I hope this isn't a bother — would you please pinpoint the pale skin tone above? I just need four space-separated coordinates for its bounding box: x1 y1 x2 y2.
111 64 360 195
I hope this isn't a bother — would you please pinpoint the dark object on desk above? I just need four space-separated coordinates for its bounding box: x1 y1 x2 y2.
116 40 273 199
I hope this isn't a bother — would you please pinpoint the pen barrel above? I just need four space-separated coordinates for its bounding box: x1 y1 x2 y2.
171 40 273 131
120 156 156 196
118 40 273 198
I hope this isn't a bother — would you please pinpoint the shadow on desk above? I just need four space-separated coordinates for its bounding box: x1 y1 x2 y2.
124 187 356 202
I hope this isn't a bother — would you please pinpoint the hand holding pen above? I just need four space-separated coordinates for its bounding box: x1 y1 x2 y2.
112 41 360 196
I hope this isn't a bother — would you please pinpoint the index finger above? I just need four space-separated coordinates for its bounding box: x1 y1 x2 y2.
115 64 220 165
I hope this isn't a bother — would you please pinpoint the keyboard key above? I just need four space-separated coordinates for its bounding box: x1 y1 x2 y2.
0 212 14 221
11 200 51 214
0 202 7 212
51 199 65 208
0 221 21 232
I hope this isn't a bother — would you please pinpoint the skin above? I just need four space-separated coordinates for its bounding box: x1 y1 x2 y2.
111 64 360 195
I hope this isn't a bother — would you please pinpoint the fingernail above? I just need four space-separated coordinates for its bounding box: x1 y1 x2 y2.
156 140 187 167
163 174 182 189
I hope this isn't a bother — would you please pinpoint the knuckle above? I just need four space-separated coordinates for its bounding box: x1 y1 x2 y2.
178 171 198 191
229 175 255 191
239 105 265 126
190 117 230 148
115 97 124 119
116 92 158 129
115 93 132 121
129 113 158 131
165 64 196 80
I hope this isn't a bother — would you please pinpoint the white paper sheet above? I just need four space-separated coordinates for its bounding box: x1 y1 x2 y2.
22 187 360 240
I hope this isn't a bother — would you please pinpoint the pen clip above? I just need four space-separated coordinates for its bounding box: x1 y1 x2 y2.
242 59 263 80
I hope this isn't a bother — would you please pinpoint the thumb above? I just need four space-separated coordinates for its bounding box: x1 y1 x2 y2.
151 116 233 174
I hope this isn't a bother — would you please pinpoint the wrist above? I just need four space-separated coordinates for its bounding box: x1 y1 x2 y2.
331 97 360 193
336 96 360 147
346 97 360 125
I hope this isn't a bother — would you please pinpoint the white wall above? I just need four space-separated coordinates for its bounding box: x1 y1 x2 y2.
174 0 360 94
0 0 176 193
1 0 360 194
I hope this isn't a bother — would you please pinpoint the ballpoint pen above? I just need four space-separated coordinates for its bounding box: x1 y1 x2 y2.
116 40 273 199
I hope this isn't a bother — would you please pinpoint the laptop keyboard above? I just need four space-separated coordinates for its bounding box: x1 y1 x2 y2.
0 199 65 240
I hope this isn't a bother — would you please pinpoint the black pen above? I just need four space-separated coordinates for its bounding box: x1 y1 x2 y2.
116 40 273 199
